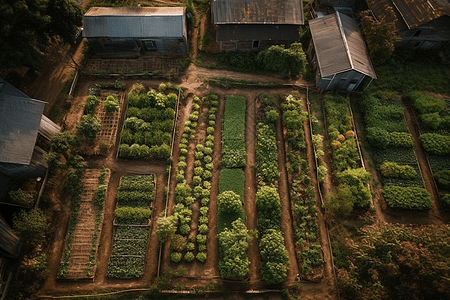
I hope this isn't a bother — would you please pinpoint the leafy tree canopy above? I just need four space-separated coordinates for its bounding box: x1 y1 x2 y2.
0 0 83 71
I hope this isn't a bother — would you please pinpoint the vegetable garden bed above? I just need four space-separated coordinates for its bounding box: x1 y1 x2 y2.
106 174 154 279
405 91 450 208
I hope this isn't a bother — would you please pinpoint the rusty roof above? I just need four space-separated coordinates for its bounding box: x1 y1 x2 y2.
212 0 304 25
309 12 376 78
366 0 450 30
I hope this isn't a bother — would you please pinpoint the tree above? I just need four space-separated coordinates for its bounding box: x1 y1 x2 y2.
0 0 83 71
156 215 177 244
13 209 49 247
50 130 81 161
324 184 355 219
257 43 307 78
76 115 102 140
358 6 400 65
217 191 243 214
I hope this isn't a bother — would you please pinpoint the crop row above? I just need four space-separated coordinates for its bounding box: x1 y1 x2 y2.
406 91 450 208
106 174 154 278
282 93 323 280
358 91 431 210
255 94 289 285
170 94 218 263
217 95 251 280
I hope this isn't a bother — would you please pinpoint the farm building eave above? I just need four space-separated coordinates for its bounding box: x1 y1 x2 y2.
0 78 47 165
216 24 300 42
365 0 450 30
83 7 187 38
309 12 376 79
212 0 304 25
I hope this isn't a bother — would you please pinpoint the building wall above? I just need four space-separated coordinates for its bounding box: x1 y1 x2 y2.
219 39 291 52
317 70 365 91
397 16 450 50
88 37 188 57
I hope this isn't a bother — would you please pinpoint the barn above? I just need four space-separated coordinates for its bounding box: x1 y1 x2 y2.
211 0 304 52
83 7 188 57
307 11 376 92
364 0 450 50
0 78 60 180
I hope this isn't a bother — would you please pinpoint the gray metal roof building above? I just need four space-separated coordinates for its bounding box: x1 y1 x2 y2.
308 12 376 91
309 12 376 78
212 0 304 25
83 7 187 38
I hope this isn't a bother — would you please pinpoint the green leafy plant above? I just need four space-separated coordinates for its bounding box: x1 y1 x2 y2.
104 94 119 114
382 186 431 210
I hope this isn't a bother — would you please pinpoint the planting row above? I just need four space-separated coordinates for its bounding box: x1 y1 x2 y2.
282 93 324 280
106 174 154 278
169 94 219 263
217 95 251 280
405 91 450 208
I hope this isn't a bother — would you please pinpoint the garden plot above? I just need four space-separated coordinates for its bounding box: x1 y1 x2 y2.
93 90 125 154
281 93 324 281
58 169 110 280
119 83 179 159
170 94 218 264
358 91 431 210
106 174 154 279
405 92 450 208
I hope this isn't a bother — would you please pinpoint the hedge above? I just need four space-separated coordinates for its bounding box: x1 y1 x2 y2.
420 133 450 156
382 186 431 210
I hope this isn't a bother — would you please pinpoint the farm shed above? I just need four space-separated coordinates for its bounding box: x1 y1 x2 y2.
307 11 376 92
0 78 60 179
83 7 188 57
211 0 304 51
364 0 450 50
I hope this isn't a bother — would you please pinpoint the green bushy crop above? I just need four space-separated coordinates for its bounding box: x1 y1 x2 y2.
382 186 431 210
222 95 247 168
406 91 445 115
420 133 450 156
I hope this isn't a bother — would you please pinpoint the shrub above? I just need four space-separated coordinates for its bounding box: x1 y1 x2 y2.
12 209 48 246
442 194 450 209
257 43 307 78
366 127 391 149
115 207 151 224
256 186 282 233
198 224 208 234
186 242 195 251
217 191 243 214
382 186 431 210
8 189 35 207
171 252 182 263
76 115 101 139
104 94 120 114
434 170 450 189
179 223 191 235
406 91 445 114
324 184 354 219
421 113 442 130
156 215 177 244
337 168 371 208
389 132 413 148
265 109 279 122
380 161 418 180
196 252 207 263
184 252 195 262
170 234 187 252
420 133 450 156
197 234 207 244
259 229 289 284
84 95 100 114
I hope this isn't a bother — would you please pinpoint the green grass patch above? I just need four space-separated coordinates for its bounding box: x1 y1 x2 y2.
222 95 247 168
218 168 245 199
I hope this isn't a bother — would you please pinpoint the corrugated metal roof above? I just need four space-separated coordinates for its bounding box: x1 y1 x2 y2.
0 78 46 165
83 7 186 38
217 24 300 41
39 115 60 140
309 12 376 78
212 0 304 25
366 0 450 30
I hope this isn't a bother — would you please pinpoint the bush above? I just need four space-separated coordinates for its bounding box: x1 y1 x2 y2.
156 215 177 244
366 127 391 149
256 186 281 233
84 95 100 114
434 170 450 189
421 112 442 130
442 194 450 209
217 191 243 214
115 207 151 224
420 133 450 156
406 91 445 114
389 132 413 148
76 114 101 139
196 252 207 263
337 168 371 208
8 189 35 207
13 209 48 246
171 252 182 263
259 229 289 284
324 184 354 219
257 43 307 78
382 186 431 210
104 94 120 114
380 161 418 180
198 224 208 234
184 252 195 262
